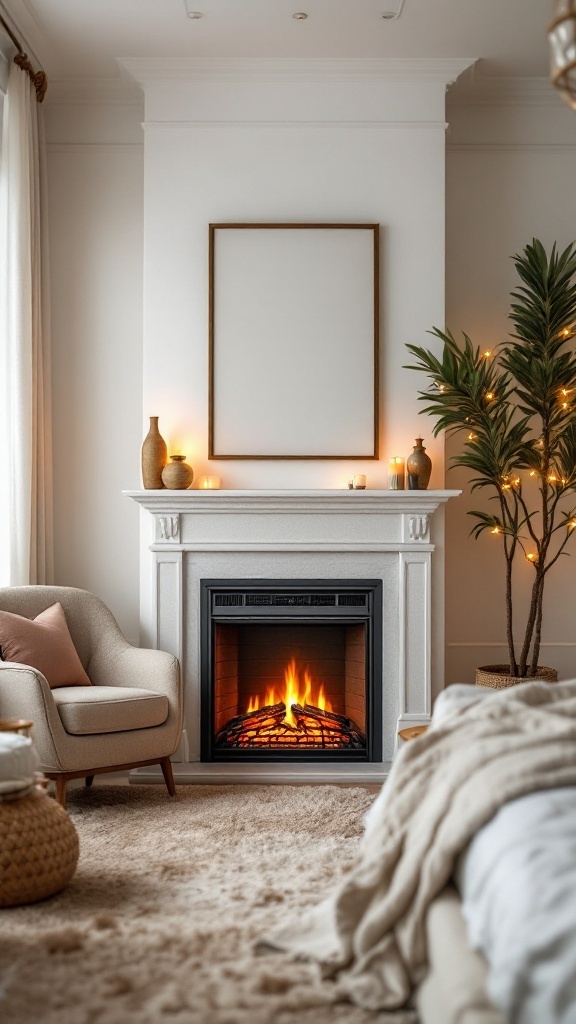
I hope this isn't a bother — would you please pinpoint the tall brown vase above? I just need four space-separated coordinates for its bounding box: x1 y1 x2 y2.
141 416 167 489
406 437 432 490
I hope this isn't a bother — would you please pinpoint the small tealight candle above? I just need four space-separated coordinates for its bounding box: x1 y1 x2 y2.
199 476 221 490
388 457 405 490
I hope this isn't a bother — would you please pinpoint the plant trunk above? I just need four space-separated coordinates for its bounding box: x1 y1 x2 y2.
505 553 517 676
529 574 545 677
518 571 543 677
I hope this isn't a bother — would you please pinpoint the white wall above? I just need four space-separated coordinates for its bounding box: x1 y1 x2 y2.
126 59 465 696
44 61 466 685
445 83 576 683
45 97 144 641
135 65 454 493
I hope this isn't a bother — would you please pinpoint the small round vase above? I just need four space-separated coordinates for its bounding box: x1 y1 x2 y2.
406 437 432 490
161 455 194 490
141 416 167 489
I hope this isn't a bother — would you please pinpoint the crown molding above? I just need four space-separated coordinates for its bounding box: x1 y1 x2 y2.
448 73 560 107
0 0 55 73
118 56 476 88
448 142 576 153
142 119 448 132
47 142 143 153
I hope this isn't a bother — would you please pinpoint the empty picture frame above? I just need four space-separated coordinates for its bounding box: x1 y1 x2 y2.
209 223 379 459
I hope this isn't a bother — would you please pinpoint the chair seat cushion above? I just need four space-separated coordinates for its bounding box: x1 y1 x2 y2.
52 686 169 735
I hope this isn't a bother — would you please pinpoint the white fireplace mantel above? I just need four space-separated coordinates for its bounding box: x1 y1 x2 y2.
126 489 460 783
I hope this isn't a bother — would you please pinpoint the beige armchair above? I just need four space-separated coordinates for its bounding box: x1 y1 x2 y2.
0 586 182 806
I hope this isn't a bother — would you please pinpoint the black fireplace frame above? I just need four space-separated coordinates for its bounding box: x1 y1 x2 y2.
200 578 383 762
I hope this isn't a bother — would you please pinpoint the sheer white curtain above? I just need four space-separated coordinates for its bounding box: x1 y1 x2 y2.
0 59 53 586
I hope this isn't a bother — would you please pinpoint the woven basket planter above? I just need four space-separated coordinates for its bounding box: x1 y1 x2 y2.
475 664 558 689
0 788 79 907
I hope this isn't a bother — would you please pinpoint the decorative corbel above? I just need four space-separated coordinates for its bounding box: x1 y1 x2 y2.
408 514 430 542
158 514 180 542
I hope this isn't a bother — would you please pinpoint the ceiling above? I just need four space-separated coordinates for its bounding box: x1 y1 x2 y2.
0 0 556 83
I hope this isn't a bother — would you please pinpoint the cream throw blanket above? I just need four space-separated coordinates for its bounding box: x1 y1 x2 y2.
265 678 576 1015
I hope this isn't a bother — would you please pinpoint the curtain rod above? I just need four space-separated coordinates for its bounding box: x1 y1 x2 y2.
0 10 47 102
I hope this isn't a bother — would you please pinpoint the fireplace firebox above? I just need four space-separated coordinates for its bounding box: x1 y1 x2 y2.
200 579 382 761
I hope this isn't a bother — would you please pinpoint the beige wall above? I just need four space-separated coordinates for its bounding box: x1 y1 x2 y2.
445 86 576 683
45 98 144 642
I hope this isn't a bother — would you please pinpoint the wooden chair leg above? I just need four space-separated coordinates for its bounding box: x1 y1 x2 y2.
85 776 94 788
55 776 68 808
160 756 176 797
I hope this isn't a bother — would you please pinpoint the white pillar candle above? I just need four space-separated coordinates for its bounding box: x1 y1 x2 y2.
388 457 405 490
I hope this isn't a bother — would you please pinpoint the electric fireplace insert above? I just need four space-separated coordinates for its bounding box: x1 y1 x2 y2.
200 579 382 762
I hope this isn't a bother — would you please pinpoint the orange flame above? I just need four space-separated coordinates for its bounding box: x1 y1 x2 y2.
246 657 332 724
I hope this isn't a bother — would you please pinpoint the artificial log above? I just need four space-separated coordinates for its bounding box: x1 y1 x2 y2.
293 703 352 727
224 703 286 731
215 701 364 750
292 705 364 749
215 703 286 748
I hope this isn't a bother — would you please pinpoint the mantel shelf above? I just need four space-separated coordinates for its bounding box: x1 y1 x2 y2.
124 488 461 515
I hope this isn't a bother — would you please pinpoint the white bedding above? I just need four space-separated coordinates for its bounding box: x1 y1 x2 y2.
267 677 576 1019
435 685 576 1024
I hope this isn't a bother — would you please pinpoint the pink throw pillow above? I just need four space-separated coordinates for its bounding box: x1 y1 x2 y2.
0 602 91 688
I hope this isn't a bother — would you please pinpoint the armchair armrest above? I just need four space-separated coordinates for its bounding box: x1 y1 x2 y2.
88 644 182 738
89 644 179 696
0 663 68 769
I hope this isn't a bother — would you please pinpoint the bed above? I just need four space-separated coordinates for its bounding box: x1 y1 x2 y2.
266 678 576 1024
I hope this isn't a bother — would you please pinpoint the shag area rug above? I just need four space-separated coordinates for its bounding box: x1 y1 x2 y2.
0 784 398 1024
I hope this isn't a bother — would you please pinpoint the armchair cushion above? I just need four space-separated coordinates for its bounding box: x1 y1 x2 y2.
52 686 169 736
0 603 91 689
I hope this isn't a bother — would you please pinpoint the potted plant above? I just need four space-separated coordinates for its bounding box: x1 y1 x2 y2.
406 239 576 685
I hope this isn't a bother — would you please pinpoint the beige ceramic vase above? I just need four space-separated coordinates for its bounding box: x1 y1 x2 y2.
141 416 167 489
161 455 194 490
406 437 432 490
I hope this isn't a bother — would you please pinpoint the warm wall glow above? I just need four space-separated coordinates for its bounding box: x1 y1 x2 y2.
246 657 332 725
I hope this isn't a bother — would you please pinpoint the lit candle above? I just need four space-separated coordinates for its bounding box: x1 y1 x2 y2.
388 457 405 490
199 476 221 490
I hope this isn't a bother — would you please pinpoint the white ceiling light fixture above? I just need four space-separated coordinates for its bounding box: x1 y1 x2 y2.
183 2 204 18
550 0 576 106
293 12 308 20
381 0 406 21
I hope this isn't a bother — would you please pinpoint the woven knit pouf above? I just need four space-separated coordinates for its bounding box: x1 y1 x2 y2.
0 787 79 907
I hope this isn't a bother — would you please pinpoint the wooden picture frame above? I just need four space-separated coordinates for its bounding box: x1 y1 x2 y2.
208 223 379 460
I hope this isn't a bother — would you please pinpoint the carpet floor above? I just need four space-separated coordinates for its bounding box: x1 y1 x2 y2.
0 783 402 1024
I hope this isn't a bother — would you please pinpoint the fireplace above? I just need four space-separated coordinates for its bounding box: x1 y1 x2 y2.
200 579 383 761
126 488 459 781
